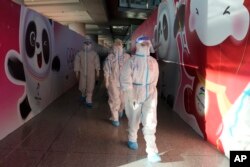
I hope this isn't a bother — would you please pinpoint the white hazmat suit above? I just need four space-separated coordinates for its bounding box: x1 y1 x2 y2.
103 39 130 126
120 36 161 162
74 39 100 107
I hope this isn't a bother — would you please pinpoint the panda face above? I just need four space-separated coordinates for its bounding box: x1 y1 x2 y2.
158 14 169 43
22 13 52 79
156 1 176 59
189 0 249 46
157 5 170 59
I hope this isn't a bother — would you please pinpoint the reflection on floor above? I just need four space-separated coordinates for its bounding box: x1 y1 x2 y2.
0 81 229 167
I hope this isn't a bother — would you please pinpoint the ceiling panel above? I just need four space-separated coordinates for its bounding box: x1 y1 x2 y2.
24 3 87 13
12 0 157 45
46 11 93 23
81 0 108 23
22 0 108 25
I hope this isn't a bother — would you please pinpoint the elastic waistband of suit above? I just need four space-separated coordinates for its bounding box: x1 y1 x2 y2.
133 82 152 86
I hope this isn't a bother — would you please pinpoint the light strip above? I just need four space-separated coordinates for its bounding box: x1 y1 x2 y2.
24 0 79 5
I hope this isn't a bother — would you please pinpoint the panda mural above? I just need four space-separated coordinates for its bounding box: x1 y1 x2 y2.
155 0 178 61
4 6 60 120
154 0 180 107
188 0 250 157
189 0 249 46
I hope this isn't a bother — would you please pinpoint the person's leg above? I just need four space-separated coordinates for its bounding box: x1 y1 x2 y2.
80 87 86 98
86 74 95 107
86 86 93 104
79 75 87 102
118 89 125 118
141 94 161 162
108 84 121 126
125 98 142 149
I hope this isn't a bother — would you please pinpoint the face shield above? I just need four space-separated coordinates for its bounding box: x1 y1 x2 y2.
83 41 92 51
135 36 151 56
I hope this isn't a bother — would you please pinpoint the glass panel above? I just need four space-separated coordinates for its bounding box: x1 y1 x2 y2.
119 0 161 9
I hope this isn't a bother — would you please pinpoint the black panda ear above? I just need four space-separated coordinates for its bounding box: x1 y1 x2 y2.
52 56 60 72
49 19 53 25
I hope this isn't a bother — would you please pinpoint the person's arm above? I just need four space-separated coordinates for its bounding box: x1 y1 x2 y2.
103 56 110 88
120 59 133 91
95 52 101 78
152 58 159 87
74 52 81 79
124 53 131 62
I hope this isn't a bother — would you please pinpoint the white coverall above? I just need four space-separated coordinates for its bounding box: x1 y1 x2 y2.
120 42 159 155
74 45 100 104
103 48 130 121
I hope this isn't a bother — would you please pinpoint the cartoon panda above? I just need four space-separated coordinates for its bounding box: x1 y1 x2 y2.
187 0 250 156
5 6 60 120
154 0 181 107
189 0 249 46
155 0 178 61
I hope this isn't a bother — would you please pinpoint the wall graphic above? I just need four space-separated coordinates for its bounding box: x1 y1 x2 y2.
131 0 250 158
0 0 84 140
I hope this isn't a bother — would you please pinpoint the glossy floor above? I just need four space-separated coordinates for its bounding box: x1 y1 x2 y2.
0 83 229 167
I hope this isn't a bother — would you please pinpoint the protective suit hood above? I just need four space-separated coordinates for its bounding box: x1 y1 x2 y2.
135 36 151 56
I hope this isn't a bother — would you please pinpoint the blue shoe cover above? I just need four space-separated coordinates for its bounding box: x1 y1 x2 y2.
111 120 120 127
127 141 138 150
80 96 86 102
85 102 93 108
147 153 161 163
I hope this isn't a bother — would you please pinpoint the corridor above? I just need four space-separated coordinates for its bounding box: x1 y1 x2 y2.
0 80 229 167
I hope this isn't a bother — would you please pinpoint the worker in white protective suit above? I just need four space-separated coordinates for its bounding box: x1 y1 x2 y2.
120 36 161 163
74 37 100 108
103 39 130 127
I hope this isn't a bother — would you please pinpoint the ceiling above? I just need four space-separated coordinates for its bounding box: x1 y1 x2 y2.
12 0 160 47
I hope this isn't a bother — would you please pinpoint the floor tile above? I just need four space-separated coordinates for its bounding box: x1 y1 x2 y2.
0 150 44 167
